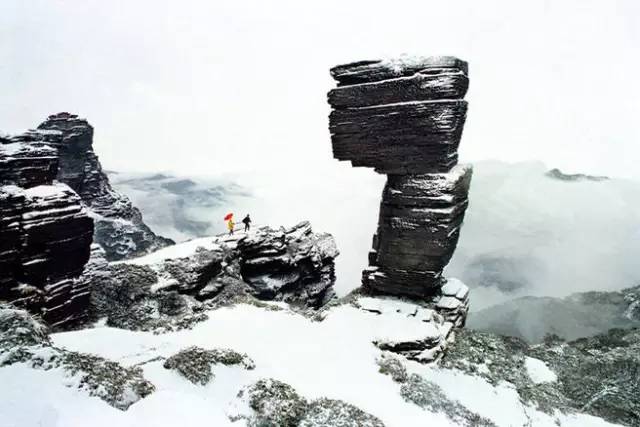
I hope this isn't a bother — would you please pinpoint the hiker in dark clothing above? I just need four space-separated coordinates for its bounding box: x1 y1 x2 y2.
242 214 251 232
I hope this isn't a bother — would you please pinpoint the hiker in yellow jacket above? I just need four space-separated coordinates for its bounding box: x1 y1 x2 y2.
227 218 235 235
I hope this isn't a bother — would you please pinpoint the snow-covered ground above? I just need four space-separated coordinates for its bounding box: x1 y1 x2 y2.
0 302 622 427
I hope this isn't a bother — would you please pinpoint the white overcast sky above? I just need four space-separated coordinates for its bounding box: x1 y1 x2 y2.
1 0 639 179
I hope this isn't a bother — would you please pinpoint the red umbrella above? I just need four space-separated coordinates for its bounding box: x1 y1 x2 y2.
224 213 233 221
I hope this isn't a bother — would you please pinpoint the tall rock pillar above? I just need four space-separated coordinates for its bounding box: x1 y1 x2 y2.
328 56 472 298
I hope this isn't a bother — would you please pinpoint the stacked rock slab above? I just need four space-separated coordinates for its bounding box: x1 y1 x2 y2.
36 113 174 260
328 56 472 298
0 131 94 328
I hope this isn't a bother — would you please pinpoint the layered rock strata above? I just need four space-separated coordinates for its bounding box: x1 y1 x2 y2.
36 113 174 260
1 112 171 327
328 56 472 299
88 222 339 331
237 221 339 307
0 137 94 327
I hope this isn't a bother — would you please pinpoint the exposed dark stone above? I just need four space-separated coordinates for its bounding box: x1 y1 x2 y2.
330 56 468 86
0 132 59 188
364 165 472 297
0 183 93 329
84 223 338 331
237 221 339 308
1 112 175 328
330 100 467 174
37 112 174 260
328 56 472 300
328 69 468 109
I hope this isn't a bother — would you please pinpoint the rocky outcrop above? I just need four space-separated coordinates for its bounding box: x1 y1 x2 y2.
87 222 339 331
0 113 176 326
237 221 339 308
36 113 174 260
328 56 472 300
1 133 94 328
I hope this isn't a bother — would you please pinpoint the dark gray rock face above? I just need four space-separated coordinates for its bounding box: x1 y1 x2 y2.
37 113 174 260
0 134 58 187
328 56 472 299
86 222 339 331
238 221 339 308
1 133 94 328
1 112 172 327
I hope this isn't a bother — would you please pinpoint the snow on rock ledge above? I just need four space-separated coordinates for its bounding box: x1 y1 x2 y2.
87 221 339 331
350 277 470 363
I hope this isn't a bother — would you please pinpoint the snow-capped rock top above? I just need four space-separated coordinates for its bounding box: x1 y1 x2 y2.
330 55 468 86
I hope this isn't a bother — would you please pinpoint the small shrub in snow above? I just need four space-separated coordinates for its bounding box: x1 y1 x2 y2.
236 378 308 427
0 303 50 350
163 346 255 385
376 352 408 383
299 398 385 427
400 374 496 427
60 351 155 410
231 378 385 427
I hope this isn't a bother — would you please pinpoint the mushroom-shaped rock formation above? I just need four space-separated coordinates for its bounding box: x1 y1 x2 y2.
328 56 473 298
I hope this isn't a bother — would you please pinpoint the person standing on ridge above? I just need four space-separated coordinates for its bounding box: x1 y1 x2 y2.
227 218 235 235
242 214 252 232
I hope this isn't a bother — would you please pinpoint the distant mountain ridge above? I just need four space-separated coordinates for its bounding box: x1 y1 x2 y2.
469 285 640 343
108 171 250 242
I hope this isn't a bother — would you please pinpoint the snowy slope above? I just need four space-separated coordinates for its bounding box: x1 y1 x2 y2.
1 301 623 427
